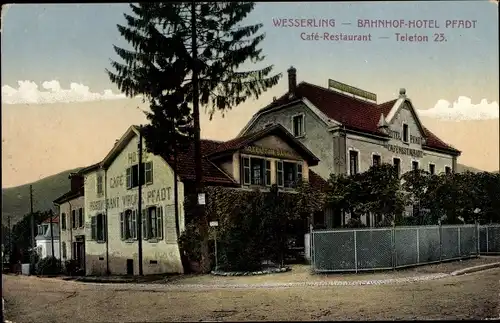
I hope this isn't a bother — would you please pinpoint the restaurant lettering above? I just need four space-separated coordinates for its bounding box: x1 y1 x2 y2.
243 145 296 159
385 144 424 158
89 186 171 211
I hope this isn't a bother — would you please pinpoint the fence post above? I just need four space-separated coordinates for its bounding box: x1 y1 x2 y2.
310 225 315 269
486 226 489 253
392 221 396 270
416 227 420 264
475 221 480 257
353 230 358 273
457 226 461 258
438 220 442 262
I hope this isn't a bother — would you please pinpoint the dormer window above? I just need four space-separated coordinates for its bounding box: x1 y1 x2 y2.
241 156 271 186
402 123 409 143
292 114 305 137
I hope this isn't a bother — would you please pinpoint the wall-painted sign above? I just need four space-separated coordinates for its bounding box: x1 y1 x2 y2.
242 145 298 159
127 149 149 165
110 175 124 189
389 131 423 145
89 186 171 211
385 144 424 158
328 79 377 102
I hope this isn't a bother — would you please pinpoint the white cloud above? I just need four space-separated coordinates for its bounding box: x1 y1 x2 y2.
417 96 499 121
1 80 128 105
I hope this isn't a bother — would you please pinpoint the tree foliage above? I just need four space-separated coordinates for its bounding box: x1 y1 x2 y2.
180 184 324 271
9 210 53 264
327 166 500 227
108 2 281 273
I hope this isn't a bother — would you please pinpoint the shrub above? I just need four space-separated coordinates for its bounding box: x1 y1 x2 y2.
178 223 202 263
63 259 80 276
35 256 61 275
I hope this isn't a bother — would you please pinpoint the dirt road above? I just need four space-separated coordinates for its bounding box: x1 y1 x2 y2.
3 268 500 322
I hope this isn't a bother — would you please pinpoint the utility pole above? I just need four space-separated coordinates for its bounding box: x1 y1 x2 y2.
191 0 209 273
30 185 35 271
137 126 144 276
50 212 55 259
7 215 11 263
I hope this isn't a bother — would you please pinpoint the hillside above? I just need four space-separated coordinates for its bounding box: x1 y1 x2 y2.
2 162 493 226
2 167 83 224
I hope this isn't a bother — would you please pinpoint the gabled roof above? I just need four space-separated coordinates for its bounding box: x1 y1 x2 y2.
207 124 320 166
53 189 83 205
244 81 460 155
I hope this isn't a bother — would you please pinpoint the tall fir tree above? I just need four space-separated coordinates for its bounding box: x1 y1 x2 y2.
107 2 281 273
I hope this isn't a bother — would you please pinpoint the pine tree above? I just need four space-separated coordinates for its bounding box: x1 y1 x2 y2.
107 2 281 273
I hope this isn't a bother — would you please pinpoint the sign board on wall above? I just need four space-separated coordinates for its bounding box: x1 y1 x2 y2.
242 145 298 160
328 79 377 102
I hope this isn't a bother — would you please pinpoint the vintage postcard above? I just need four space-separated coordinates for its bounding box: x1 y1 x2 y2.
2 2 499 322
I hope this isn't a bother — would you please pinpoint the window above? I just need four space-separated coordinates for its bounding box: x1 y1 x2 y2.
283 162 302 188
349 150 359 175
144 162 153 184
78 208 84 228
251 158 264 185
37 225 44 236
445 166 452 174
402 123 409 143
276 161 284 187
429 163 435 175
61 213 66 230
265 160 271 186
96 174 103 196
143 206 163 240
62 242 67 259
126 163 150 189
372 154 381 167
91 214 106 242
241 157 272 186
393 158 401 177
120 209 137 240
412 161 419 171
72 210 77 229
292 114 305 137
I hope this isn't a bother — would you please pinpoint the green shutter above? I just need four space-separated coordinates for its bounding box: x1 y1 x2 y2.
103 214 107 242
132 210 137 239
126 168 132 189
143 209 148 240
91 216 97 240
120 212 124 240
157 206 163 240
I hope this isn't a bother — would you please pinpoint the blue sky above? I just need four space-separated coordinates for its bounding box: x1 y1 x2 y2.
2 2 498 105
1 2 499 187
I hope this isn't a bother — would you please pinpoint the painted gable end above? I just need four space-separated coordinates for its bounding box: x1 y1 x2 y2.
243 102 334 179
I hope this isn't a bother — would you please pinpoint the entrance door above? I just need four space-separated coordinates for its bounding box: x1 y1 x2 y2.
126 259 134 275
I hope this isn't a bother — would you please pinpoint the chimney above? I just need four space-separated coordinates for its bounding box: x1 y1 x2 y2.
69 173 84 192
399 88 406 98
114 139 119 146
287 66 297 95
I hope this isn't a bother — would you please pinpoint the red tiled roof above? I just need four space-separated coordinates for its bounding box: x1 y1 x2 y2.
207 124 320 165
259 82 459 154
43 216 59 223
162 139 238 186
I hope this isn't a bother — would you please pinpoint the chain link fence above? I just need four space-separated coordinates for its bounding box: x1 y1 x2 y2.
479 224 500 254
311 224 498 273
